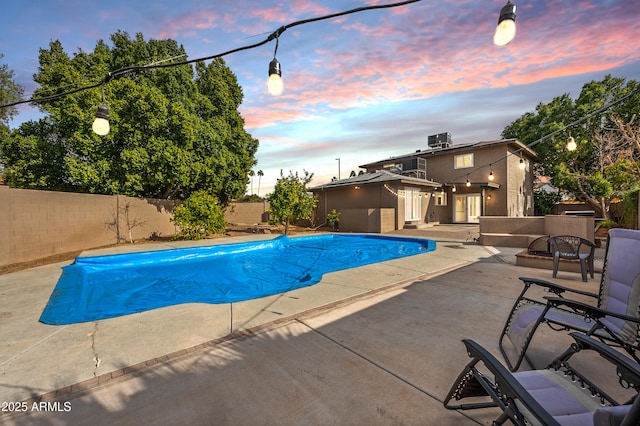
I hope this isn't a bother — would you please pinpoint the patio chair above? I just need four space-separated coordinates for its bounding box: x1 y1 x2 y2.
444 333 640 426
549 235 596 282
499 228 640 371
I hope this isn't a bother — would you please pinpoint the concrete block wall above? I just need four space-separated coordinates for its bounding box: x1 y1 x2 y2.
1 187 178 267
224 202 269 225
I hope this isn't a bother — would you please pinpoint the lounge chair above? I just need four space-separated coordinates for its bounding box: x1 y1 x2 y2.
444 333 640 426
549 235 596 282
499 228 640 371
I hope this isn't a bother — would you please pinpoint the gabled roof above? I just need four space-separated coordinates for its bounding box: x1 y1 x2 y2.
359 138 540 169
310 170 441 190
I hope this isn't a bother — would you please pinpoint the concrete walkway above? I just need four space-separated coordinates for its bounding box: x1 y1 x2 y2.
0 229 611 425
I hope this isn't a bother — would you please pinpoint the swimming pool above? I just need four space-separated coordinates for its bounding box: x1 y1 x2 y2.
40 234 435 325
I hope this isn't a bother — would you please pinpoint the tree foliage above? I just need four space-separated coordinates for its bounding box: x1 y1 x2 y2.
533 188 562 216
0 32 258 204
502 75 640 219
171 190 226 240
267 170 317 234
0 54 24 125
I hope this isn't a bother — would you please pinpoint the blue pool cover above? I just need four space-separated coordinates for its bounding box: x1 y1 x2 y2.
40 234 435 325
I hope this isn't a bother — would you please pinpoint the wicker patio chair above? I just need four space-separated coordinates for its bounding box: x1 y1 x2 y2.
444 333 640 426
499 228 640 371
549 235 596 282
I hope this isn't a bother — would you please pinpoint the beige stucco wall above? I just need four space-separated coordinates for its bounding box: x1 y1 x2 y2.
1 187 179 267
338 208 396 233
479 215 595 247
544 215 595 241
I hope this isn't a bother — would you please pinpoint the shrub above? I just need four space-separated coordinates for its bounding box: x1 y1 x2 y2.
599 219 617 228
172 191 226 240
327 209 341 229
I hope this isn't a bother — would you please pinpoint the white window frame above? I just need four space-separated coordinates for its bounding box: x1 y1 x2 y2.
404 186 422 221
454 153 474 169
435 192 447 206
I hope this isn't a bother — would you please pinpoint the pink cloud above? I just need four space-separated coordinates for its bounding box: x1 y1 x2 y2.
155 10 221 39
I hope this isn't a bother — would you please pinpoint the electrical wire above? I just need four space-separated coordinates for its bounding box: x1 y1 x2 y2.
0 0 421 109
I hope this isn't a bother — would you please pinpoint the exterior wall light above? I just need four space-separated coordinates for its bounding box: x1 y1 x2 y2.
567 136 577 151
354 185 360 190
494 1 516 46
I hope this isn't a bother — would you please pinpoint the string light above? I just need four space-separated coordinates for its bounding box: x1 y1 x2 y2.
466 176 471 187
267 34 283 96
92 84 110 136
494 0 517 46
566 135 577 151
384 184 406 198
519 152 526 170
452 185 457 193
0 0 519 137
488 165 494 181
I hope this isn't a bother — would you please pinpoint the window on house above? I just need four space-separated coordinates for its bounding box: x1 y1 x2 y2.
454 153 474 169
518 194 524 213
435 193 447 206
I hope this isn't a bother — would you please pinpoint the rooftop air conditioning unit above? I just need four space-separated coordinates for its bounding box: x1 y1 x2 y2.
427 132 452 149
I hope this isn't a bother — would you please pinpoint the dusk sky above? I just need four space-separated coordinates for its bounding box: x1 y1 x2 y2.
1 1 639 195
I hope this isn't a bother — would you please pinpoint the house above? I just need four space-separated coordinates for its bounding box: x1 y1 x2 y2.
311 135 539 232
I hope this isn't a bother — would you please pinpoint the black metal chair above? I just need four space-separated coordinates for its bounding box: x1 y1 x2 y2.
549 235 596 282
445 333 640 426
499 228 640 371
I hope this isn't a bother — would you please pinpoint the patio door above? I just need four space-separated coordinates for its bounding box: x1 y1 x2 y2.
404 186 422 221
454 194 481 223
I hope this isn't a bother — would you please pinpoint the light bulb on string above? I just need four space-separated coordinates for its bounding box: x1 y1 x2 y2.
92 85 110 136
567 135 577 151
267 36 284 96
494 1 517 46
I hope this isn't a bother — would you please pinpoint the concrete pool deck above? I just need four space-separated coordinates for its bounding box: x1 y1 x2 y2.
1 228 612 425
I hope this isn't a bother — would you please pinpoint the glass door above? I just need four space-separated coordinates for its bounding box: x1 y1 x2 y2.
404 186 421 221
454 194 481 223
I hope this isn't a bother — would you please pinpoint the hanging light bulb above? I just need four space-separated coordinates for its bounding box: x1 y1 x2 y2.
452 185 457 193
267 58 283 96
494 1 517 46
519 155 526 170
488 166 494 181
466 177 471 187
92 102 110 136
267 34 284 96
441 187 445 195
567 136 577 151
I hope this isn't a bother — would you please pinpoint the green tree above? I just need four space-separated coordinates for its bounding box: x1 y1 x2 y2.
502 75 640 219
533 188 562 215
171 190 226 240
267 170 316 234
0 32 258 205
0 53 24 175
257 169 264 196
0 53 24 125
